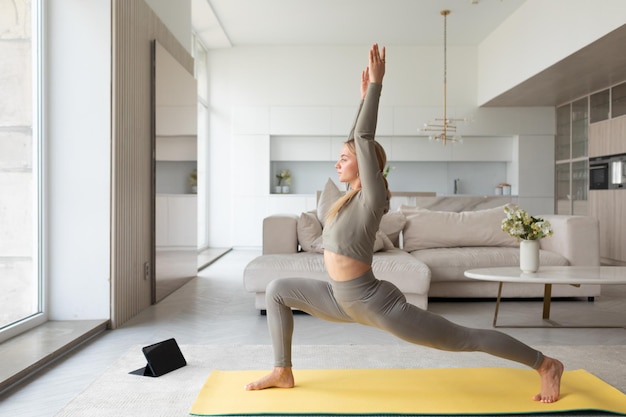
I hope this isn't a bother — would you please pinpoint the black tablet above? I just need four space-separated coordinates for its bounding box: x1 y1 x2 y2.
129 338 187 377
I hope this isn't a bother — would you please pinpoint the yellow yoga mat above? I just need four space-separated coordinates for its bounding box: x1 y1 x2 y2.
190 368 626 416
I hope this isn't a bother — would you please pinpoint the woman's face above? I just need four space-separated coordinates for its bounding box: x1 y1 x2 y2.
335 143 358 184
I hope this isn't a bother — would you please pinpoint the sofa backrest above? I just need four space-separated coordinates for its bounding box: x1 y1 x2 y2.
400 205 519 251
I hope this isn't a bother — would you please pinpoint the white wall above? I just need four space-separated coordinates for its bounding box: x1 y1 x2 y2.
46 0 111 319
478 0 626 105
206 45 555 248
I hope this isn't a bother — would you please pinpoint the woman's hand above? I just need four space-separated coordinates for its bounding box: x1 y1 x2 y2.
368 43 385 84
360 67 369 99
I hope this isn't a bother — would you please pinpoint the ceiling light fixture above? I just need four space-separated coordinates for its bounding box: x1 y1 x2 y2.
420 9 464 145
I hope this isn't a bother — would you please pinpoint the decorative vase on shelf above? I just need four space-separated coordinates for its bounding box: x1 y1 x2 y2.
274 186 282 194
281 186 290 194
520 239 540 273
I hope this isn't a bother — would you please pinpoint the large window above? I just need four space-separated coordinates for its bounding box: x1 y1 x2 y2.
0 0 44 341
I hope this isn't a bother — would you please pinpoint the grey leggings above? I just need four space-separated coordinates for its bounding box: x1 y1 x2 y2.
266 270 543 369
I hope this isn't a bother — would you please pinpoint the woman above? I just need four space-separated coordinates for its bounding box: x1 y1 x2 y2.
245 44 564 403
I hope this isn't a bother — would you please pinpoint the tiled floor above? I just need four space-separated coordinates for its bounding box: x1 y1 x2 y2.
155 247 231 302
0 247 232 395
0 249 625 416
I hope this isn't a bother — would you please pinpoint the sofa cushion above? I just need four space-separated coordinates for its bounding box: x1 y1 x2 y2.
402 205 518 251
376 231 395 251
410 246 569 283
243 249 431 296
380 211 406 248
317 178 344 227
243 252 328 293
398 205 429 216
297 210 323 252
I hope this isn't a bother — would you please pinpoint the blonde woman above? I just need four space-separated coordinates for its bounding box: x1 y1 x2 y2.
246 44 563 403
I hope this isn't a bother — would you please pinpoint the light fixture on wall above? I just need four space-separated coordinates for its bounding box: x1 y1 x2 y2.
420 9 464 145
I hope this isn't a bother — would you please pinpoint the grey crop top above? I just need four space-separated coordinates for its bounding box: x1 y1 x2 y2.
322 82 389 265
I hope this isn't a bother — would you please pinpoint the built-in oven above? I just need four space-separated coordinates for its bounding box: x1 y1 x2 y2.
589 153 626 190
589 156 610 189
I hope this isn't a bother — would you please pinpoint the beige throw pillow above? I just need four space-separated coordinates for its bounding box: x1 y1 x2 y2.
297 210 323 253
316 178 344 227
375 230 395 251
402 205 518 252
380 211 406 248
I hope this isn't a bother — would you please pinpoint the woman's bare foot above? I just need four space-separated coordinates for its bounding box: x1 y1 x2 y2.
245 366 295 390
533 356 564 403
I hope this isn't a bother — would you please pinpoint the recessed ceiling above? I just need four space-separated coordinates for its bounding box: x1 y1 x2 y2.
192 0 626 107
193 0 526 48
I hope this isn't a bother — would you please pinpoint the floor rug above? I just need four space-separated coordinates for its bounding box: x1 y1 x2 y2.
55 344 626 417
190 368 626 416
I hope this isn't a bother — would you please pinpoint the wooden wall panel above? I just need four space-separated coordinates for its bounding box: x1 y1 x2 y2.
588 120 611 157
110 0 193 328
609 115 626 155
590 115 626 157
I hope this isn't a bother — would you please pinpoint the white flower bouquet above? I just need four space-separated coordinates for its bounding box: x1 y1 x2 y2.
276 169 291 186
501 205 553 241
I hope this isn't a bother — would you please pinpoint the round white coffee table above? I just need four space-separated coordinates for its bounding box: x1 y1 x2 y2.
464 266 626 328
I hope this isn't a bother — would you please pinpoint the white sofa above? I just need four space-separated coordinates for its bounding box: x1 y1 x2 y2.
243 203 601 313
243 179 600 312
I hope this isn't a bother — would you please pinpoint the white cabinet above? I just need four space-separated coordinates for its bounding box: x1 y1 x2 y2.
376 106 394 135
451 137 514 161
270 135 514 163
393 106 441 135
271 136 333 161
389 135 514 162
331 107 356 136
389 136 452 161
268 194 316 214
231 134 270 194
156 194 197 247
270 107 332 135
233 106 270 135
155 136 197 161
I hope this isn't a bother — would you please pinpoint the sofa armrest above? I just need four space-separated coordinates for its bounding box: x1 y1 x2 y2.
539 215 600 266
263 214 299 254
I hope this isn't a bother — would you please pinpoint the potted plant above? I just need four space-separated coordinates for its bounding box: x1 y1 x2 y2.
275 169 292 194
188 168 197 194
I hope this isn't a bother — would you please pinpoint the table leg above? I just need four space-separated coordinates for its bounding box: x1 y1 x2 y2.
488 281 623 328
542 284 552 319
493 282 503 327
